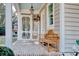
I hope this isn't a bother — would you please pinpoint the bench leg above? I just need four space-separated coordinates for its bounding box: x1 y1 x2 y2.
48 43 50 52
75 52 79 56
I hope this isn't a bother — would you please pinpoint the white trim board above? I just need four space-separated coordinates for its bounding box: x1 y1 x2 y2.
59 3 65 53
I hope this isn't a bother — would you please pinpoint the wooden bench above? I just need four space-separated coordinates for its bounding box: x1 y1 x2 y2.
40 30 59 52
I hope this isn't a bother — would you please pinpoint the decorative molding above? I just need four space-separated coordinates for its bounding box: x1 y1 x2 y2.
39 4 47 14
21 13 31 15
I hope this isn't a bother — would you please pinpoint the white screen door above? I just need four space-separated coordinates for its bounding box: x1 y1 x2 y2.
21 15 32 40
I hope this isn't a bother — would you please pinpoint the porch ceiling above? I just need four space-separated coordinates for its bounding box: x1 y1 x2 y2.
19 3 43 11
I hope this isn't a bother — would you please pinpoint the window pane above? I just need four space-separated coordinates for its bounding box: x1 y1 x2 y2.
0 3 5 46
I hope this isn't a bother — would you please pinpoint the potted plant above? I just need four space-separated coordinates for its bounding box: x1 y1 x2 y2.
0 46 14 56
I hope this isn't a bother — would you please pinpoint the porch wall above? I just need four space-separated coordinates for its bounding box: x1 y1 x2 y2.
64 3 79 52
54 3 60 35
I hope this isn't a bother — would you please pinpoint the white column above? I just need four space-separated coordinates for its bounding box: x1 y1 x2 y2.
17 13 22 40
5 3 12 49
30 15 32 40
60 3 65 53
38 22 39 40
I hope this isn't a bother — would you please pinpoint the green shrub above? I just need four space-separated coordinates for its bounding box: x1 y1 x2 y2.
0 46 14 56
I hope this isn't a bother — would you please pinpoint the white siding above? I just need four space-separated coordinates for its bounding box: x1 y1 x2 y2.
54 3 60 34
64 3 79 52
54 3 79 52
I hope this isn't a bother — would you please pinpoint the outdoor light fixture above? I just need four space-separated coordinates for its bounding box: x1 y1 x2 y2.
33 14 40 22
30 4 40 22
30 4 34 15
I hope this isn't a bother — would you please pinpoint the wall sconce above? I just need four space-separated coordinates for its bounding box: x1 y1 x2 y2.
33 14 40 22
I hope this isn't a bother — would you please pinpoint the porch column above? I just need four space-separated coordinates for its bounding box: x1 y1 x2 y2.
5 3 12 49
30 15 32 40
60 3 65 53
17 12 22 40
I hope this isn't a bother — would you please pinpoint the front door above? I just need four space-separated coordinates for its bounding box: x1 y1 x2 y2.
22 15 32 40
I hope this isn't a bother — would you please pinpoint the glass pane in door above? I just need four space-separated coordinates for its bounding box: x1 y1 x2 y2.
22 32 30 39
22 17 30 39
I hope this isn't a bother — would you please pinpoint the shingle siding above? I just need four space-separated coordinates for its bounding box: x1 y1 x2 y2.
64 3 79 52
